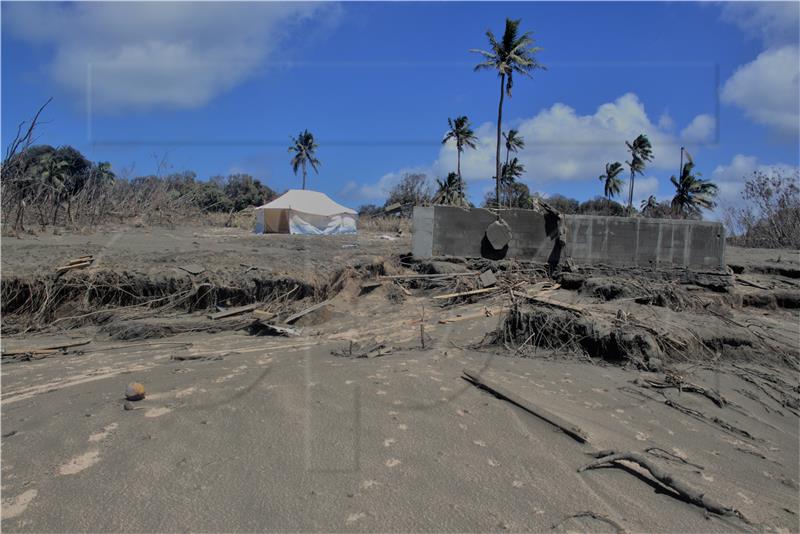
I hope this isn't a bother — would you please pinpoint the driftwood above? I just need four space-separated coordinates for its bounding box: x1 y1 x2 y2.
438 306 502 324
579 450 748 522
380 272 478 280
56 261 92 273
284 299 332 324
207 303 259 320
2 338 91 355
433 287 499 300
462 369 589 443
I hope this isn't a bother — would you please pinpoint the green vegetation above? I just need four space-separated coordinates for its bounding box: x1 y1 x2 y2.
624 134 654 214
442 116 478 181
669 161 718 218
599 161 624 200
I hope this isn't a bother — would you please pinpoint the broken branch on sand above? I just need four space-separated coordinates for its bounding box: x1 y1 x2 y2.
462 369 589 443
551 511 627 533
579 450 748 522
2 338 91 355
433 287 499 300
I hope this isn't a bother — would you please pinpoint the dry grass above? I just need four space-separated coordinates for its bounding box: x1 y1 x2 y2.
358 215 411 234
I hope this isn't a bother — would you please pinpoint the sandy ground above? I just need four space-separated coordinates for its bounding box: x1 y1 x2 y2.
1 227 799 532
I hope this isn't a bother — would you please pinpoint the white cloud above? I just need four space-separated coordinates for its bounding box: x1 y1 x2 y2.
720 2 800 48
340 167 432 203
353 93 713 205
433 93 697 186
680 114 716 144
4 2 338 110
721 45 800 137
710 154 799 216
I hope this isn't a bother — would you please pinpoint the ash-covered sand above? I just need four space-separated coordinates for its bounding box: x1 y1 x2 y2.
1 225 799 532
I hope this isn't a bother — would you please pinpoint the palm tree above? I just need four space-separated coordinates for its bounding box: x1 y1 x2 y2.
624 134 654 214
670 161 718 218
472 18 543 209
598 161 624 200
640 195 658 217
503 129 525 166
499 157 525 206
442 116 478 182
432 172 469 207
288 129 320 190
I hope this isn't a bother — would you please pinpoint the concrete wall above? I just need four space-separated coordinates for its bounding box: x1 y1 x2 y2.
412 206 726 271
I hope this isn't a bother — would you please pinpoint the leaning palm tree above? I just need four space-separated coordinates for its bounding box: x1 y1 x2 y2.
288 129 320 190
442 116 478 181
503 129 525 166
624 134 654 214
432 172 470 207
472 18 543 208
598 161 624 200
670 161 718 218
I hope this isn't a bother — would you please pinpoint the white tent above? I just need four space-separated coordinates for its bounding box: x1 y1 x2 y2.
254 189 358 235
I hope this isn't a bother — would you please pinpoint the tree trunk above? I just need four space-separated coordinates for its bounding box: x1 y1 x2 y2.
302 161 307 190
627 170 635 216
495 74 506 210
457 147 461 180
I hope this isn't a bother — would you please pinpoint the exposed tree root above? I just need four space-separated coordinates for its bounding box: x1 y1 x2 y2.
579 450 749 523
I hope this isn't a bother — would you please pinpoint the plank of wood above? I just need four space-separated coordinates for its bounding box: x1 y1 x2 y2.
252 310 276 321
511 289 583 313
463 369 589 444
284 299 332 324
56 261 92 273
68 256 93 264
432 287 499 300
2 338 92 356
380 272 478 280
207 303 259 320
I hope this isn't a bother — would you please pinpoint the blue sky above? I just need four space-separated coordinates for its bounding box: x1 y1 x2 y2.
2 1 799 216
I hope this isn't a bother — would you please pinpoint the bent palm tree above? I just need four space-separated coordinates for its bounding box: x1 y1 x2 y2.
503 129 525 166
288 130 320 190
499 157 525 206
624 134 654 214
472 18 543 208
442 116 478 182
432 172 469 207
670 161 718 218
598 161 624 199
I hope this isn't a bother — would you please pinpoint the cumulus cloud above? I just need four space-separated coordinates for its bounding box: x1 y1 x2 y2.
340 167 432 203
4 2 338 110
433 93 697 185
349 93 713 204
680 114 716 144
720 2 800 48
710 154 799 217
721 45 800 137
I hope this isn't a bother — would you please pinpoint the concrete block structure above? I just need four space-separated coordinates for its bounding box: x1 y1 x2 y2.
412 206 726 271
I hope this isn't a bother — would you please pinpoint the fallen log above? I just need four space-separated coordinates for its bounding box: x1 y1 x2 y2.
56 261 92 273
462 369 589 443
380 272 478 280
579 450 748 522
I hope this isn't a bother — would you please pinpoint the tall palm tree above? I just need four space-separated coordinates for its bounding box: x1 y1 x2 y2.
442 116 478 182
503 129 525 166
288 129 320 190
670 161 718 218
598 161 624 200
472 18 543 208
624 134 654 214
432 172 469 207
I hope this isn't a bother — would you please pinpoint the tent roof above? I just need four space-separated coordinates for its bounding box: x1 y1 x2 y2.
256 189 357 216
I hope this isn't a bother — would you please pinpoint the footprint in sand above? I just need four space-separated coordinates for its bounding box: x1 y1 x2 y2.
385 458 401 467
88 422 118 443
384 438 396 447
59 450 100 475
145 407 172 418
346 512 366 524
2 489 38 519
